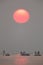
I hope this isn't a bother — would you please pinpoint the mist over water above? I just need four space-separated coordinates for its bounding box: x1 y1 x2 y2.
0 54 43 65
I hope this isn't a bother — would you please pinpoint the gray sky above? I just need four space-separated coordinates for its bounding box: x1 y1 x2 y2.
0 0 43 54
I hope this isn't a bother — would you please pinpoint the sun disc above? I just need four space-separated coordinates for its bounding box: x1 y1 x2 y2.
13 9 30 24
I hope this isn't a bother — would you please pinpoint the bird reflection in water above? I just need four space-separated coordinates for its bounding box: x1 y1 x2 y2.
14 54 28 65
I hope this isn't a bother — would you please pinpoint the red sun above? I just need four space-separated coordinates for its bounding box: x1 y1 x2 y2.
13 9 30 23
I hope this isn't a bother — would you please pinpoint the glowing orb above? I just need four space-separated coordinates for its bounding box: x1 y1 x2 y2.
13 9 30 23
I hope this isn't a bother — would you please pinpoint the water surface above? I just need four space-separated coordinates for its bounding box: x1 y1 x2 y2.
0 54 43 65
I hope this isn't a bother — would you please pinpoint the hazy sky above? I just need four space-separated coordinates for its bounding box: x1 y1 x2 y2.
0 0 43 54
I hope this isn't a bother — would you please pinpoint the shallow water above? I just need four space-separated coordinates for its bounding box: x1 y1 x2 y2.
0 55 43 65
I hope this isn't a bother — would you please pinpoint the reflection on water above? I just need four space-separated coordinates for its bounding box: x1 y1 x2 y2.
0 55 43 65
14 54 28 65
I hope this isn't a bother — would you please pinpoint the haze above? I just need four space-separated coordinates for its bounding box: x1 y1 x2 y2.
0 0 43 54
